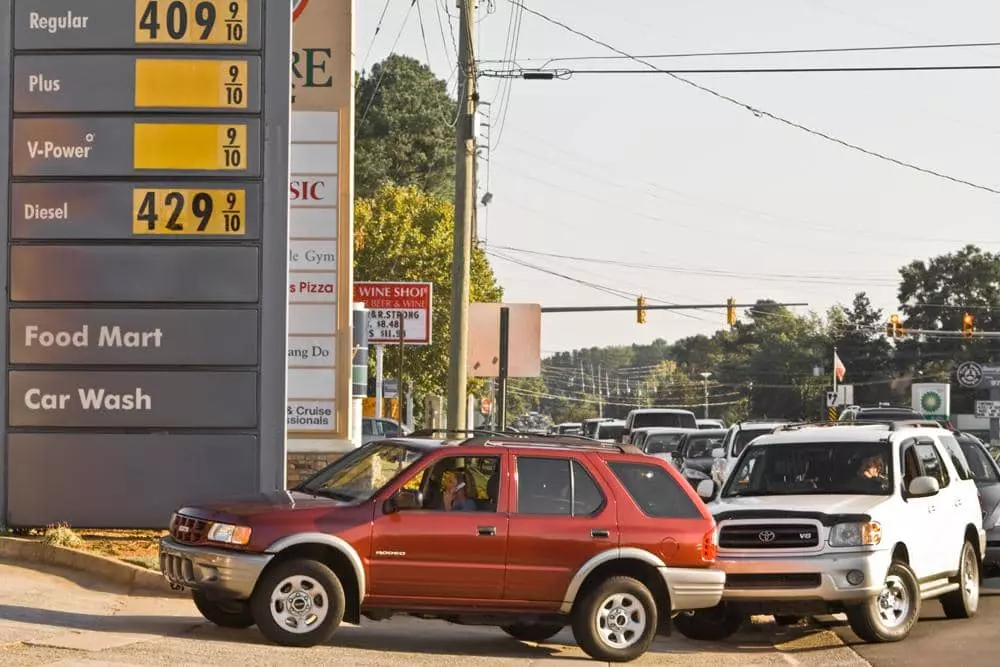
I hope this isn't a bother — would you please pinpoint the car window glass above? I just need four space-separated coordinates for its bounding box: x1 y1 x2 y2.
409 455 501 512
733 429 771 456
362 419 373 435
901 445 920 489
915 443 950 488
608 461 702 519
958 440 999 483
381 420 399 437
644 433 684 455
937 435 973 480
517 457 571 515
572 461 605 515
685 435 724 458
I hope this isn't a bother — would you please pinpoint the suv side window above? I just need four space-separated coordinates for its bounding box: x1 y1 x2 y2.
411 455 501 512
915 442 950 488
937 434 973 481
608 461 702 519
516 457 606 516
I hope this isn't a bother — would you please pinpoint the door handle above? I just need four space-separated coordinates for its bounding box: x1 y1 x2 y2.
591 528 610 539
477 526 496 536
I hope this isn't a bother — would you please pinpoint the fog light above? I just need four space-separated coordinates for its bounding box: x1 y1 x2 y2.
846 570 865 586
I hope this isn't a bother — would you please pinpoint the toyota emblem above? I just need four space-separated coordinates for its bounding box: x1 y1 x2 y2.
758 530 776 543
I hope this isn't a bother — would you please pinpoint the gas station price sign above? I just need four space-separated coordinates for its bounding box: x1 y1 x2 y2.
1 0 290 528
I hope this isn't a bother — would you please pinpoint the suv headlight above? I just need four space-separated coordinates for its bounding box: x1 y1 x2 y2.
207 522 252 545
829 521 881 547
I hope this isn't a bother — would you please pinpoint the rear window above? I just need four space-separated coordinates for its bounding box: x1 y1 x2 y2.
608 461 702 519
597 424 625 441
632 412 697 429
685 434 724 458
644 433 685 455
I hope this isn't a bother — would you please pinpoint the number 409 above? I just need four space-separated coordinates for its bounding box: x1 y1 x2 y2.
139 1 244 41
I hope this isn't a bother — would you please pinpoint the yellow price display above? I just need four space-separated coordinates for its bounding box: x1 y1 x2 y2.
135 0 248 45
133 123 246 171
135 60 247 109
132 189 246 235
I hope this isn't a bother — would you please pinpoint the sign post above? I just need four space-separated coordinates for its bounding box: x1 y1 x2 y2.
2 0 291 527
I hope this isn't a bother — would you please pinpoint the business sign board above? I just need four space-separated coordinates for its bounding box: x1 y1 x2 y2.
286 0 354 442
354 282 433 345
975 400 1000 419
0 0 291 527
912 382 951 420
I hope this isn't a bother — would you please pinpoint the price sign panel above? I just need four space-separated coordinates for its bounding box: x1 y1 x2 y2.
0 0 290 528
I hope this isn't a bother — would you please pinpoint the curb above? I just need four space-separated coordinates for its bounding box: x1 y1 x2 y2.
0 536 185 598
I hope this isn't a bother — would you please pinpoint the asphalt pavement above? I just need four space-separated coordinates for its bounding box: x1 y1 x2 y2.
0 558 870 666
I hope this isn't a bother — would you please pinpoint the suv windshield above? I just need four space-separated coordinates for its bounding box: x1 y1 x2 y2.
732 428 774 457
685 433 724 458
632 412 697 429
299 442 425 502
722 441 894 497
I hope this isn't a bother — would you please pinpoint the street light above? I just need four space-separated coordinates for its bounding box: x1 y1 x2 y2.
700 372 712 419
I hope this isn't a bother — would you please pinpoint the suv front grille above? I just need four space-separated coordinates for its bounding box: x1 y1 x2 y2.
719 523 819 549
726 573 821 589
170 514 209 543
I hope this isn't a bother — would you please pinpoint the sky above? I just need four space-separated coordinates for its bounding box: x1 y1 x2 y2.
355 0 1000 356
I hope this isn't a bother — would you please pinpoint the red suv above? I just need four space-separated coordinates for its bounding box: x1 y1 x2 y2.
159 432 724 662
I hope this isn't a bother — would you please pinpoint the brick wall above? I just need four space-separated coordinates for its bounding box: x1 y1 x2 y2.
287 452 345 487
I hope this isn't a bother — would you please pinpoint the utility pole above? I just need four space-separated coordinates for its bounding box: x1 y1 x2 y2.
447 0 478 430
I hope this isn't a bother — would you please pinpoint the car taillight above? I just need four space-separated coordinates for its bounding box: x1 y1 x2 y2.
700 527 718 563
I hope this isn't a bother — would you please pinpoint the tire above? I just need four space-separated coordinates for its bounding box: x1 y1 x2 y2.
673 605 744 641
250 558 345 647
773 615 803 627
192 591 255 628
571 576 658 662
501 623 565 643
846 560 920 643
941 540 980 619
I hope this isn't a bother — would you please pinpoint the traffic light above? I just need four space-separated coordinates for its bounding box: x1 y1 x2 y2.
637 296 647 324
963 312 974 339
887 314 902 338
726 297 736 326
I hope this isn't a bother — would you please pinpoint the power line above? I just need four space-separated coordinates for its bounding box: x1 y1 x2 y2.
482 63 1000 77
507 0 1000 197
478 40 1000 68
359 0 395 73
414 0 435 71
357 0 417 134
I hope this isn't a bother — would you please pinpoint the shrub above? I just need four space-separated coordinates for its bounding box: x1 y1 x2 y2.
42 522 85 550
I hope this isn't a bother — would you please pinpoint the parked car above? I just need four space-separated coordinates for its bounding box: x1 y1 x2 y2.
696 419 726 430
160 433 725 662
677 420 984 644
550 422 582 435
361 417 411 444
595 419 627 443
674 430 727 488
630 427 696 464
948 430 1000 575
710 421 794 488
621 408 698 443
581 417 613 439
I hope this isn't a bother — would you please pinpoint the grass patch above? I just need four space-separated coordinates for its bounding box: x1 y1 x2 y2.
9 524 166 570
42 523 85 549
121 555 160 570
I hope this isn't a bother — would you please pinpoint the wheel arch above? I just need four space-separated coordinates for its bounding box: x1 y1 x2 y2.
259 533 366 624
561 548 671 624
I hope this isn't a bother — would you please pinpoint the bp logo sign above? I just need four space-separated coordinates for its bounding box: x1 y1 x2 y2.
293 0 309 21
920 391 943 414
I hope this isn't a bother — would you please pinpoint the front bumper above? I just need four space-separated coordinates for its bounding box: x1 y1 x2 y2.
717 549 892 603
661 566 726 612
159 536 272 600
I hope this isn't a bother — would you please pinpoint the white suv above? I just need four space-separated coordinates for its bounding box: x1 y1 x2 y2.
675 421 984 644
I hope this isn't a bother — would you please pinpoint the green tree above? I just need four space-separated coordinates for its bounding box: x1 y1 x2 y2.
828 292 894 405
355 55 456 199
354 183 502 399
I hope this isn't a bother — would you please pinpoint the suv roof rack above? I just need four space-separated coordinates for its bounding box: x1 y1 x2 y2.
887 420 943 431
408 428 511 439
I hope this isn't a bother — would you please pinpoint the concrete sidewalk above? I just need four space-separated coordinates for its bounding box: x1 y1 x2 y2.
0 559 868 666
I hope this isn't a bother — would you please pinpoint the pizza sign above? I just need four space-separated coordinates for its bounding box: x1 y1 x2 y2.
292 0 309 21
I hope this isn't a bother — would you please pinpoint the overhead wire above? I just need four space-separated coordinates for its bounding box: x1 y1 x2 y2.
491 0 525 151
357 0 418 134
359 0 395 73
414 0 435 72
482 64 1000 76
507 0 1000 197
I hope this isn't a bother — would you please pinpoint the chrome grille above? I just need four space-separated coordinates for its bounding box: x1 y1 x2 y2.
170 514 209 544
719 523 819 549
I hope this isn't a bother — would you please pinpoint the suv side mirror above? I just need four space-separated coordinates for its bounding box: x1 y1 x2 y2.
385 490 423 513
711 447 725 459
696 480 715 500
908 476 940 498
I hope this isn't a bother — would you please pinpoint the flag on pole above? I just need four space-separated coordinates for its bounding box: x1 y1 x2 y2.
834 351 846 382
